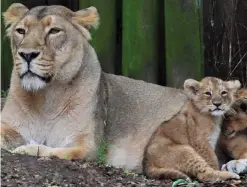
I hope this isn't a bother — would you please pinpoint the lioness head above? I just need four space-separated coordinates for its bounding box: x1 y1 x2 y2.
3 3 99 91
184 77 241 116
223 89 247 136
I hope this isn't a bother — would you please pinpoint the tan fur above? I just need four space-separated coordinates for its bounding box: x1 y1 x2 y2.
1 4 188 172
0 122 26 150
220 89 247 160
143 77 240 182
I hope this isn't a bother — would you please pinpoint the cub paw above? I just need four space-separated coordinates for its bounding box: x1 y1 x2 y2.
216 171 240 181
11 144 40 156
198 170 240 182
221 159 247 174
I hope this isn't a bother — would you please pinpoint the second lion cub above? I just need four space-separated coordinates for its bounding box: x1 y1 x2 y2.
143 77 241 182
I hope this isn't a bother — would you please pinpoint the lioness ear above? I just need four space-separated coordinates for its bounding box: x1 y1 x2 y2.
72 7 99 40
3 3 29 27
226 80 241 91
184 79 200 98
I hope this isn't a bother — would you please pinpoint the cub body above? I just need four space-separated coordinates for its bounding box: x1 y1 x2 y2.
143 77 240 182
219 90 247 173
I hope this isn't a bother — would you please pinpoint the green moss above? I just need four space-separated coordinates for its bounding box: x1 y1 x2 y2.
122 0 159 83
96 139 108 164
165 0 203 87
1 90 8 98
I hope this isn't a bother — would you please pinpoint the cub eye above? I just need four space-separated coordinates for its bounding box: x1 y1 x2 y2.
204 91 212 97
221 91 228 96
16 28 25 35
48 28 61 35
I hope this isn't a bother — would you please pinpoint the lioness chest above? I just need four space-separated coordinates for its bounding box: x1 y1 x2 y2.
13 110 95 147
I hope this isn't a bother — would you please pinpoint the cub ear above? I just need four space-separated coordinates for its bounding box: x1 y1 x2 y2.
3 3 29 27
184 79 200 98
231 98 247 113
223 109 236 120
226 80 241 91
240 98 247 113
237 88 247 98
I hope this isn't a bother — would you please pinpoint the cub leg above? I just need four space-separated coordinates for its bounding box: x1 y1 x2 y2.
144 144 239 182
225 134 247 159
1 122 26 150
144 166 190 180
221 134 247 174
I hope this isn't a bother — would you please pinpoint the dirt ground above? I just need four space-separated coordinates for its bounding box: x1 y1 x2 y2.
1 149 247 187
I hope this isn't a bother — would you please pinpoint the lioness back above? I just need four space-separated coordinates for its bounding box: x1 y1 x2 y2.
143 77 241 182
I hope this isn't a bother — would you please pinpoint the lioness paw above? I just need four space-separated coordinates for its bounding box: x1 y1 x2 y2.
11 144 40 156
221 159 247 174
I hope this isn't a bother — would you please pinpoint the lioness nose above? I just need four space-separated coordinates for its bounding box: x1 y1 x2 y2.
213 101 222 107
18 52 40 63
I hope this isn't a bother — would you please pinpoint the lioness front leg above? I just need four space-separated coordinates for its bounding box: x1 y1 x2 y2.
1 122 26 150
12 144 87 160
11 134 94 160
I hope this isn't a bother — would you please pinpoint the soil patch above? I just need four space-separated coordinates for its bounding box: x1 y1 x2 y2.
1 149 247 187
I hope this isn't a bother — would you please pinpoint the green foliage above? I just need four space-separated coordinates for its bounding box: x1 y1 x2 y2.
64 153 71 160
96 139 108 164
172 178 199 187
124 170 138 178
1 90 8 98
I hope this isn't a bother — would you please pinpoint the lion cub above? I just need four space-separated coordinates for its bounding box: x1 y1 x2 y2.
220 90 247 160
143 77 241 182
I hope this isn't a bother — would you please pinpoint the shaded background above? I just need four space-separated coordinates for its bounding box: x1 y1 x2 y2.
1 0 247 91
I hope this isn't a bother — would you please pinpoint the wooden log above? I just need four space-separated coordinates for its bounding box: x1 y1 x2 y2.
79 0 117 74
122 0 159 83
164 0 203 88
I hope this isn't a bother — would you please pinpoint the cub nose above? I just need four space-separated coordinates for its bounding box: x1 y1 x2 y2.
18 52 40 63
213 101 222 107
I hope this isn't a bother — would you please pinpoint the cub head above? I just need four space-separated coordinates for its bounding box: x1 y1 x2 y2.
184 77 241 116
223 89 247 137
3 3 99 91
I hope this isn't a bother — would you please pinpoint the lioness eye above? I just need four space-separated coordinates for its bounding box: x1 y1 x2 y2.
16 28 25 35
205 91 212 96
48 28 61 34
221 91 228 96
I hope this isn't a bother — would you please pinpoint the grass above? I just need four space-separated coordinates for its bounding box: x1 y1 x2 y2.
96 139 108 164
1 89 8 98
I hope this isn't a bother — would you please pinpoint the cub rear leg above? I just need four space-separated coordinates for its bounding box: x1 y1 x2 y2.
1 122 26 150
144 144 240 182
144 167 189 180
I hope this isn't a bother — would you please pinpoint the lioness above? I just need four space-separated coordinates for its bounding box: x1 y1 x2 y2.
143 77 241 182
1 3 188 172
219 90 247 174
